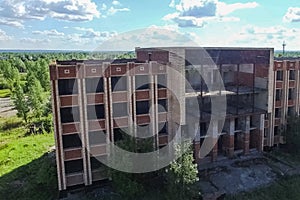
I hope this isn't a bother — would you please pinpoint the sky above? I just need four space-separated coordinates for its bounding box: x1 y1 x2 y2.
0 0 299 51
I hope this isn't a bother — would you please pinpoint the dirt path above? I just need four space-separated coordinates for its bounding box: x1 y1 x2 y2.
0 97 17 118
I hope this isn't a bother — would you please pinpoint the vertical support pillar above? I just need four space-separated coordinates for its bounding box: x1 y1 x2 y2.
211 120 218 162
228 118 235 158
258 114 265 151
244 116 250 155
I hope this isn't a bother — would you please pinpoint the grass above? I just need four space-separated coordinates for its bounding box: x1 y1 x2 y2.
226 175 300 200
0 89 11 98
0 116 57 199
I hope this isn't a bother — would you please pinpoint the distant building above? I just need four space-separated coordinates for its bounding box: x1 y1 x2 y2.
272 58 300 145
50 47 290 191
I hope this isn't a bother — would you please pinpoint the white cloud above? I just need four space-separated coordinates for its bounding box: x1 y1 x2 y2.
217 2 258 16
32 29 65 37
107 7 130 15
0 29 12 41
95 26 201 51
0 19 23 28
20 37 50 44
228 25 300 49
164 0 258 27
70 27 118 41
0 0 100 28
112 1 121 6
101 3 107 10
283 7 300 22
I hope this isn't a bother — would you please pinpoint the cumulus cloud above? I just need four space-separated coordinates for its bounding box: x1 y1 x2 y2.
229 25 300 49
103 0 130 16
283 7 300 22
94 26 201 51
164 0 258 27
0 0 100 28
112 1 121 6
32 29 65 37
69 27 118 44
20 37 50 44
0 19 23 28
107 7 130 15
0 29 12 41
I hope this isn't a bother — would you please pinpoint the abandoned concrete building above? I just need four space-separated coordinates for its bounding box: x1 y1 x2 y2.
49 47 299 191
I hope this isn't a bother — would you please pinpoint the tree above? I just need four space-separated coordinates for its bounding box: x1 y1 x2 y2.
110 133 145 200
0 60 19 89
11 80 29 123
285 116 300 155
37 59 50 91
27 74 45 119
165 142 199 200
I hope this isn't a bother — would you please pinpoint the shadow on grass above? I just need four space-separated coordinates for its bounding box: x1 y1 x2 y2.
0 152 58 200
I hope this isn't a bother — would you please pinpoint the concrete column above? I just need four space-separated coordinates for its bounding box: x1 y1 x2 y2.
228 118 235 158
211 120 218 162
194 142 201 163
244 116 250 155
258 114 265 151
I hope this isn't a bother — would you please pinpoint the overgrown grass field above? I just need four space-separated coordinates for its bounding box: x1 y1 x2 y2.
0 116 57 199
226 175 300 200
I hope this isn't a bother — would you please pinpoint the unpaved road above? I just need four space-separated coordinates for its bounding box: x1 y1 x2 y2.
0 97 17 118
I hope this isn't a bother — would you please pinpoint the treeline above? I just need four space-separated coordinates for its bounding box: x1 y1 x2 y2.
275 51 300 58
0 51 135 133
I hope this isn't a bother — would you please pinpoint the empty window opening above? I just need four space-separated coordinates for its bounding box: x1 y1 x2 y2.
289 70 295 80
158 122 167 135
200 122 207 136
63 134 82 149
275 89 282 101
89 131 106 145
58 79 78 95
113 128 128 142
288 88 294 100
90 156 106 170
60 107 80 123
274 126 280 136
276 71 283 81
111 76 127 91
275 108 281 118
235 118 239 130
65 159 83 174
87 105 105 120
288 107 294 116
135 75 149 90
136 124 150 138
113 103 128 117
157 74 167 88
136 101 150 115
86 78 104 93
158 99 167 112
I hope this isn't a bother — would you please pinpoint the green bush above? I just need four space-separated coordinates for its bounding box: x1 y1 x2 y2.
0 117 23 131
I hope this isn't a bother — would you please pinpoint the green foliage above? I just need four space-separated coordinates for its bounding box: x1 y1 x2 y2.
0 88 11 98
0 116 56 199
284 116 300 155
0 60 19 89
110 134 145 199
11 80 29 123
0 116 23 131
27 73 46 119
165 142 199 200
275 51 300 58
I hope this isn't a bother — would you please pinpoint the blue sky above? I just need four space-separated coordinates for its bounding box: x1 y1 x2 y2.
0 0 299 50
